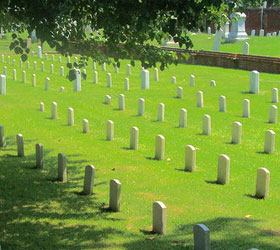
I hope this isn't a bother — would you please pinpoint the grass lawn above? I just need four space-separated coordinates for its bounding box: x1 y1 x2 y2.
167 33 280 58
0 36 279 250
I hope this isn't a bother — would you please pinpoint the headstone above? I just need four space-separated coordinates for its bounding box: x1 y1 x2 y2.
217 154 230 185
93 71 98 84
3 66 7 76
177 87 183 99
32 74 36 87
114 66 119 73
36 143 44 168
73 69 81 92
17 134 24 157
102 62 106 71
251 29 255 36
207 27 211 35
197 91 204 107
45 77 50 91
12 59 16 66
83 119 89 133
278 30 280 37
141 70 149 89
126 64 131 75
51 102 58 119
269 105 278 124
271 88 278 103
1 54 4 63
59 56 62 63
40 102 44 112
259 29 264 37
193 224 210 250
232 122 242 144
202 114 211 136
266 33 271 37
130 126 139 150
83 165 95 195
154 68 159 81
107 73 112 88
264 130 275 154
25 38 31 48
92 61 96 70
185 145 196 172
213 29 223 51
30 30 37 43
171 76 176 84
68 108 74 126
155 135 165 160
60 86 64 91
119 94 125 110
138 98 145 116
179 108 187 128
226 12 248 42
33 61 37 70
60 66 64 76
272 32 277 37
255 168 270 198
19 59 23 68
105 95 111 105
219 95 226 112
210 80 216 87
7 56 10 64
50 64 54 74
58 153 67 182
26 61 30 69
32 51 35 57
41 62 44 72
106 120 114 141
158 103 165 121
242 42 249 55
45 53 48 60
152 201 166 234
0 125 6 147
12 69 16 80
124 78 129 90
223 21 230 39
22 71 26 83
0 75 6 95
249 70 259 94
67 56 70 63
243 99 250 118
109 179 121 212
74 57 78 63
38 46 42 59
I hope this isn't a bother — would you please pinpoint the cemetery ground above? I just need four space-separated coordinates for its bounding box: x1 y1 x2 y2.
0 38 279 250
165 33 280 58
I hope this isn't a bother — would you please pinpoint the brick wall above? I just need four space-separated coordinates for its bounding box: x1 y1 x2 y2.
244 8 280 34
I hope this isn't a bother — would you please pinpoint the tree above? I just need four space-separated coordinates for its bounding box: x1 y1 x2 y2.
0 0 237 73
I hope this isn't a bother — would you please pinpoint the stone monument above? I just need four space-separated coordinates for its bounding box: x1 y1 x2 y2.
226 12 248 43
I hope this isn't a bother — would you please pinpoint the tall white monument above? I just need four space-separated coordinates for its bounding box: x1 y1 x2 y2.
226 12 248 43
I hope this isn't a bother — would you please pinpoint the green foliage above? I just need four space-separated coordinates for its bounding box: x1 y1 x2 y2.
0 0 239 78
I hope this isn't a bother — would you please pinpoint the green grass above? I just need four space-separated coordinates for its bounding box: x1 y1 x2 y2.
167 33 280 58
0 36 280 250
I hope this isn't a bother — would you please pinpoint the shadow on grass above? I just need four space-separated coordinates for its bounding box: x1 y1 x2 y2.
241 91 253 94
256 151 266 154
122 217 279 250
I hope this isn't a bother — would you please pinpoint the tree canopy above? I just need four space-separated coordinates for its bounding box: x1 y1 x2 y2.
0 0 239 71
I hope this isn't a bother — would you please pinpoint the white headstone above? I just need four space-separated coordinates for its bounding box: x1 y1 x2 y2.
226 12 248 42
45 53 48 60
33 61 37 70
22 71 26 83
271 88 278 103
138 98 145 116
126 64 131 75
219 95 226 112
102 62 106 71
3 66 7 76
45 77 50 91
202 114 211 136
232 122 242 144
32 74 36 87
83 165 95 195
177 87 183 99
171 76 176 84
50 64 54 74
58 153 67 182
249 70 259 94
269 105 278 124
12 69 16 81
130 126 139 150
217 154 230 185
158 103 165 121
210 80 216 87
105 95 111 105
92 61 96 70
106 120 114 141
193 224 210 250
0 125 6 147
60 66 64 77
73 69 81 91
0 75 6 95
119 94 125 110
41 61 44 72
40 102 45 112
154 68 159 81
51 102 58 119
197 91 204 107
109 179 121 212
83 119 89 133
207 27 211 35
259 29 264 37
242 42 249 55
255 167 270 198
152 201 166 234
185 145 196 172
38 46 42 59
213 29 223 51
68 108 74 126
107 73 112 88
251 30 256 36
16 134 24 157
155 135 165 160
243 99 250 118
179 108 187 128
264 130 275 154
141 70 149 90
124 78 129 90
36 143 44 169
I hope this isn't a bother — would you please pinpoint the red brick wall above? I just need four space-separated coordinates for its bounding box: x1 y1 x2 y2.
244 8 280 34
